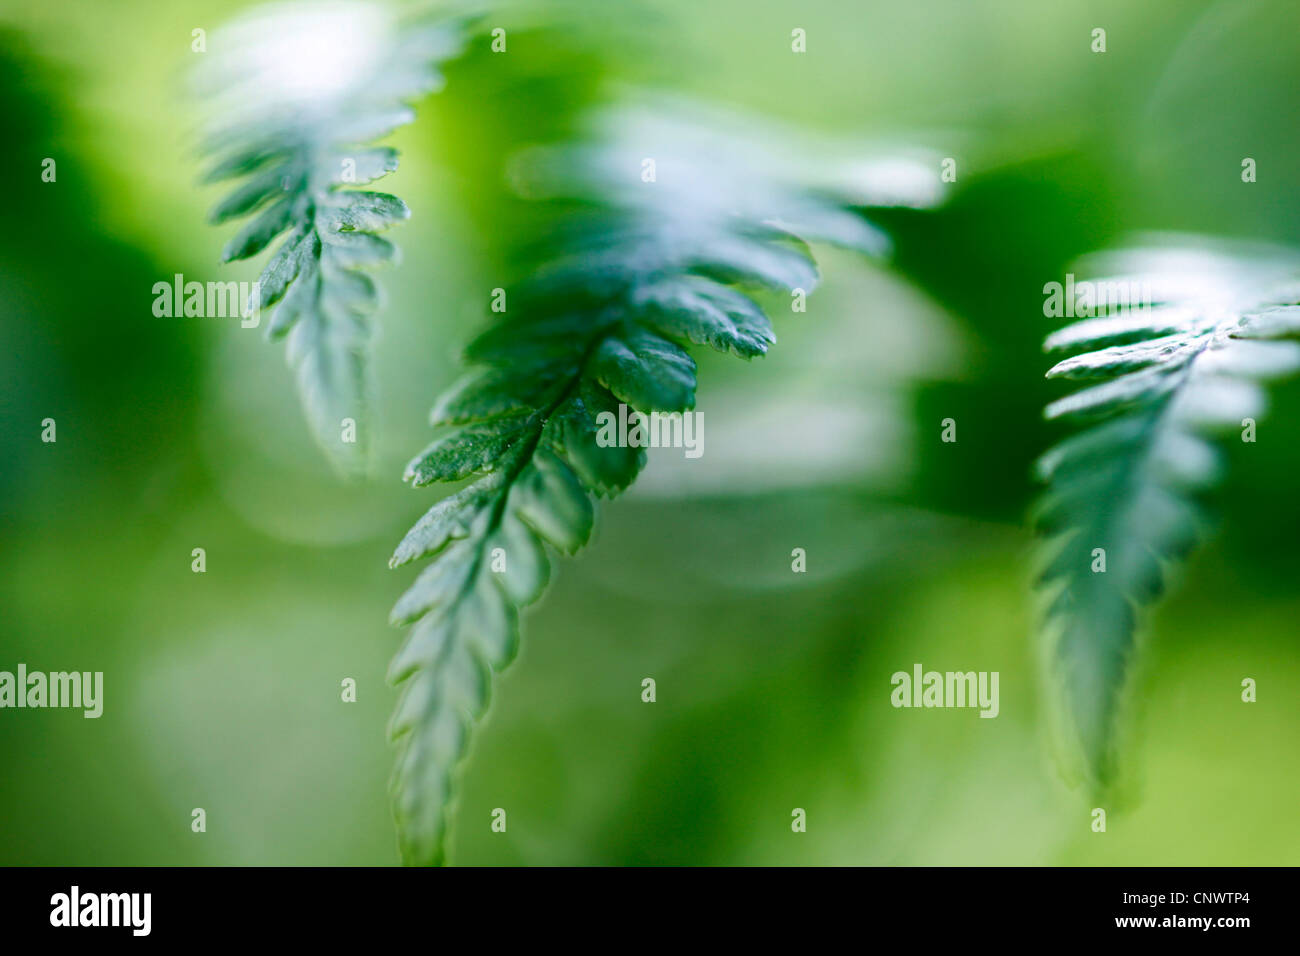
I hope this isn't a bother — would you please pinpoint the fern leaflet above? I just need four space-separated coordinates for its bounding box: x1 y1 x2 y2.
196 3 473 473
1035 239 1300 784
387 107 940 864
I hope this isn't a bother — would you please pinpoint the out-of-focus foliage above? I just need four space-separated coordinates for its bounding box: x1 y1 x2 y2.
2 0 1299 866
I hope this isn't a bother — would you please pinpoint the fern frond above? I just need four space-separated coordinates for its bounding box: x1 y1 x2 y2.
195 2 473 474
387 106 943 864
1035 239 1300 785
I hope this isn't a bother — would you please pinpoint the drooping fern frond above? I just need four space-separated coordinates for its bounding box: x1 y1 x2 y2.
386 103 943 865
195 2 475 473
1035 238 1300 785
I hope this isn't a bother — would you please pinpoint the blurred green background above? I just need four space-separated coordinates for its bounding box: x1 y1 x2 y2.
1 0 1297 865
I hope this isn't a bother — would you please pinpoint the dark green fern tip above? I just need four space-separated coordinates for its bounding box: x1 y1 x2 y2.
193 3 476 476
385 103 946 866
1034 237 1300 785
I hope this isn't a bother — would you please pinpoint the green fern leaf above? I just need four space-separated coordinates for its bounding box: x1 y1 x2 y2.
1035 240 1300 785
195 3 473 474
387 106 942 865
